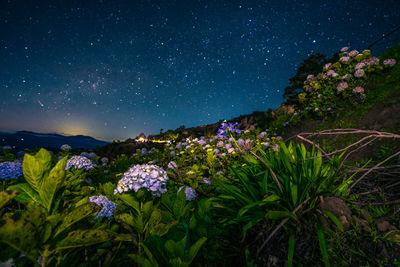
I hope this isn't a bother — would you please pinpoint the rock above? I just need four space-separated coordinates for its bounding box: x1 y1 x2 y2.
376 220 397 232
320 197 353 227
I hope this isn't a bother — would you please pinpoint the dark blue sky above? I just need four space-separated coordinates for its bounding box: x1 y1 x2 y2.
1 0 399 141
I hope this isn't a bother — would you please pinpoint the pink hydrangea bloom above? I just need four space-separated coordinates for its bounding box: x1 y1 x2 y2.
323 63 332 70
348 50 359 57
363 57 379 66
307 74 313 79
327 69 338 77
352 86 364 94
340 56 350 62
337 82 348 92
383 58 396 67
354 69 365 78
340 47 349 52
355 62 365 69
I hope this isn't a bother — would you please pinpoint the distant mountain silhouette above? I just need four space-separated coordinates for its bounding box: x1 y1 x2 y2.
0 131 109 151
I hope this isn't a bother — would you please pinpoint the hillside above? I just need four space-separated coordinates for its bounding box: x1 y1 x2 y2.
1 45 400 267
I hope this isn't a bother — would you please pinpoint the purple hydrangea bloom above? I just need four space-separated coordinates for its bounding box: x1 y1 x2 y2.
89 195 117 220
168 161 177 169
80 152 97 158
114 164 169 196
178 186 197 201
66 156 95 170
203 177 212 185
198 139 207 146
237 138 245 147
224 143 232 150
141 148 147 155
0 161 23 180
170 151 175 155
217 121 241 138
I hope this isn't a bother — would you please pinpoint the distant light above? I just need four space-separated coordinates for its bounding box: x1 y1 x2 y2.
312 40 316 43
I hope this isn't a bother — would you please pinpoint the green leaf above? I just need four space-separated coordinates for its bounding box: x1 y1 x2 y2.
23 153 45 192
150 220 178 237
8 183 42 205
0 215 40 263
56 229 120 250
39 157 67 212
317 223 330 267
322 210 344 232
0 190 19 208
118 193 140 214
54 203 101 237
288 230 295 267
35 148 52 172
268 210 298 222
186 237 207 264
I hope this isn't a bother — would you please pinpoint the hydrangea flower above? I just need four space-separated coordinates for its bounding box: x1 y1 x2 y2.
101 157 108 164
339 56 350 62
323 63 332 70
352 86 364 94
198 140 207 146
66 156 95 170
337 82 348 92
141 148 147 155
114 164 169 196
213 148 220 154
306 74 313 79
216 141 224 147
0 161 23 180
170 151 175 155
168 161 177 169
60 144 71 151
178 186 196 201
348 50 359 57
89 195 117 220
383 58 396 67
203 177 212 185
340 46 349 52
355 62 366 69
257 131 267 139
217 121 241 138
354 69 365 78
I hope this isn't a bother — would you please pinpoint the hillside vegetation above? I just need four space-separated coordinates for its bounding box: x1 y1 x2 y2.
1 45 400 266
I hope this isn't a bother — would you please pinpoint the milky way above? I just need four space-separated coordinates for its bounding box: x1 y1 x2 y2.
1 0 399 140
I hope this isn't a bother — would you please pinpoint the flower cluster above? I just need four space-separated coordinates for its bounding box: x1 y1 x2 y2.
114 164 169 196
300 46 397 116
217 121 241 138
89 195 117 220
178 186 197 201
383 58 396 67
65 156 95 170
0 161 23 180
60 144 71 151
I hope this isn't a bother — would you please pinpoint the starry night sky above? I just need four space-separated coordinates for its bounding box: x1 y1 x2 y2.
1 0 400 141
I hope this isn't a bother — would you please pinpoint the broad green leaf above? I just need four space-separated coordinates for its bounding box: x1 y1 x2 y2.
39 157 67 212
35 148 52 172
0 216 40 263
129 254 156 267
23 153 45 192
54 203 101 237
56 229 120 250
115 213 135 228
118 193 140 214
8 183 42 205
186 237 207 264
0 190 19 208
150 220 178 237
